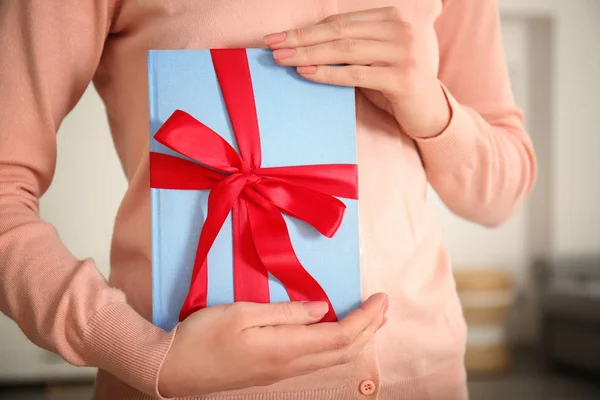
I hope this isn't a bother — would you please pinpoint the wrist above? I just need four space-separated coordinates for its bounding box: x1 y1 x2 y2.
394 80 451 139
157 326 214 399
157 354 180 398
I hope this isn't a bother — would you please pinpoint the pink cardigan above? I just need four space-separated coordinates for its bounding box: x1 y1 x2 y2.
0 0 536 399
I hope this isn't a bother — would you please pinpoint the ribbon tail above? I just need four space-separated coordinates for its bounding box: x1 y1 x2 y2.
179 259 208 322
179 174 247 321
245 192 338 322
232 198 270 303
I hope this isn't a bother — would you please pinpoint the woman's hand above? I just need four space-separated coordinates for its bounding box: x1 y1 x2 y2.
264 6 450 139
158 293 388 398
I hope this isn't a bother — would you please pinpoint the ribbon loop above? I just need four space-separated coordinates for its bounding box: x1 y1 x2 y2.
254 179 346 238
155 110 243 174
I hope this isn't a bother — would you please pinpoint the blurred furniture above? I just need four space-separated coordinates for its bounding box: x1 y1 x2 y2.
454 269 515 374
537 256 600 374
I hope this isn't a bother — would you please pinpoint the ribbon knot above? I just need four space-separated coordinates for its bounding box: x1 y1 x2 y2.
149 49 358 323
242 172 262 186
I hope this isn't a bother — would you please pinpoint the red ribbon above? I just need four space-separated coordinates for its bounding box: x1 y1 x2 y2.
150 49 358 323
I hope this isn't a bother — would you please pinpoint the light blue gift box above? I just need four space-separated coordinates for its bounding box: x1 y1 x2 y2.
149 49 361 331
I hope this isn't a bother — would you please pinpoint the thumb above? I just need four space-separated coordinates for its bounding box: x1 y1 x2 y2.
243 301 330 327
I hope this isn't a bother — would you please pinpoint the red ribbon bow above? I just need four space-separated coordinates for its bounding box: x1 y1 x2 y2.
149 49 358 323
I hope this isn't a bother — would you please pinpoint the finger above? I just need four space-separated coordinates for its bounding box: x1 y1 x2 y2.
233 301 330 328
292 318 380 373
321 6 403 24
273 39 401 67
297 65 399 93
271 293 388 355
266 20 402 50
288 297 386 373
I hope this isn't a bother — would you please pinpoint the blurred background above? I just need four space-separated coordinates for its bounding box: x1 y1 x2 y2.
1 0 599 399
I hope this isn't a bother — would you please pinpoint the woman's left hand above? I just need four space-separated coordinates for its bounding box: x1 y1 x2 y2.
264 6 450 139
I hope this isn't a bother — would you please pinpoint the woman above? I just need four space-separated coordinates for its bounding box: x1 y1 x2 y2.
0 0 536 399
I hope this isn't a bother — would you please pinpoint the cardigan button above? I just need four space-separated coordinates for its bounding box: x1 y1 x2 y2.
359 379 376 395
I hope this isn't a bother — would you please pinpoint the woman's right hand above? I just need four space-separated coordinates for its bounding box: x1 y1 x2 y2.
158 293 388 398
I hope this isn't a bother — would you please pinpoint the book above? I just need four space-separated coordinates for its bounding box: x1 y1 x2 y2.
149 48 361 331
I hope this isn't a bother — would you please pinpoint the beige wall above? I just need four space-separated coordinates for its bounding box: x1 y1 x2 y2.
39 86 127 278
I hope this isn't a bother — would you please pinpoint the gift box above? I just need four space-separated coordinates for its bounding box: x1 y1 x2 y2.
149 48 361 331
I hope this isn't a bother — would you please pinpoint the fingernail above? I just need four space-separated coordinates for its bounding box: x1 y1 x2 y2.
378 317 388 329
305 301 329 318
264 32 287 46
382 295 390 313
297 66 317 75
273 48 296 60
